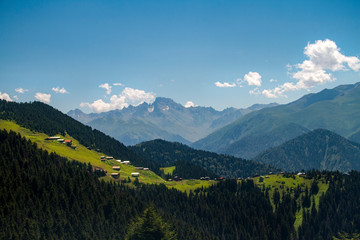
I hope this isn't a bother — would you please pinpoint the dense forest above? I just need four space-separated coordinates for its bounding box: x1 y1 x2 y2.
0 129 297 239
298 171 360 239
171 160 219 179
1 129 360 239
131 139 279 178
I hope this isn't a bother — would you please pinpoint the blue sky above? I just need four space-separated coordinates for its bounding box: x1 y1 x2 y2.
1 0 359 113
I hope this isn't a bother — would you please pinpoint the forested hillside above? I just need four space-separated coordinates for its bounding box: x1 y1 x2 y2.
131 139 279 178
253 129 360 172
298 171 360 239
0 100 159 172
0 129 297 239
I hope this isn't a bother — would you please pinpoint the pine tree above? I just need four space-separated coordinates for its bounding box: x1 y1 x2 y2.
125 205 177 240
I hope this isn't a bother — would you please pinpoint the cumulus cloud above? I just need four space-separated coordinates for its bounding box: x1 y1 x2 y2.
184 101 197 108
249 88 261 95
52 87 69 94
243 72 262 86
99 83 112 95
215 81 236 88
0 92 12 101
15 88 28 94
82 87 155 113
262 39 360 98
13 95 19 100
35 93 51 104
113 83 123 86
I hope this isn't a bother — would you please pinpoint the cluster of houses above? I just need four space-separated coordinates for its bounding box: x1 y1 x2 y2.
45 136 76 149
167 176 183 181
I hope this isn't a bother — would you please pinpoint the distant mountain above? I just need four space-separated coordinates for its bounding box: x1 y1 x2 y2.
68 97 277 145
89 117 191 146
193 82 360 159
253 129 360 172
130 139 279 178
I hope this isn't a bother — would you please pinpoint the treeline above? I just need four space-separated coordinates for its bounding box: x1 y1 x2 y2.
131 139 279 178
133 180 297 240
0 129 297 239
173 160 219 179
0 100 159 172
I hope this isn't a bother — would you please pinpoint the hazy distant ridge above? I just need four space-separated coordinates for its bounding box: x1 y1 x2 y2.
68 98 278 145
193 82 360 159
253 129 360 172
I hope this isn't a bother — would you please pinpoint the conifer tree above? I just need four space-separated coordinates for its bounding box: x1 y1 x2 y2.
125 205 177 240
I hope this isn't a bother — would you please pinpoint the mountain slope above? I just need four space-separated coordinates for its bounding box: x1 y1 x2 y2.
253 129 360 172
89 117 191 146
68 97 277 145
0 100 160 172
193 82 360 158
130 139 279 178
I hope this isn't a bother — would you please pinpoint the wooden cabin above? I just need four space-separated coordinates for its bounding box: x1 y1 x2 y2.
131 172 140 177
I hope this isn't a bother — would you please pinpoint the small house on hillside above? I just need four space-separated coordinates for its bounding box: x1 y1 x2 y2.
135 167 144 170
45 136 61 140
122 161 130 165
131 172 140 177
64 140 72 146
143 168 149 171
112 166 121 171
57 139 64 142
106 156 113 160
111 173 119 178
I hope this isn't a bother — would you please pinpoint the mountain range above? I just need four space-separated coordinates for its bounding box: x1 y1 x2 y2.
68 97 278 145
193 82 360 159
253 129 360 172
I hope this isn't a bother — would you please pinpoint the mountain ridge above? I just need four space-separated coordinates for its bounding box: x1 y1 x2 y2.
253 128 360 172
68 97 278 145
192 82 360 159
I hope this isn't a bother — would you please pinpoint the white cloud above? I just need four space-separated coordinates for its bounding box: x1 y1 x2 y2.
15 88 28 94
269 79 277 83
113 83 123 86
184 101 197 108
249 88 260 95
0 92 12 101
13 95 19 100
82 87 155 113
35 92 51 104
52 87 69 94
262 39 360 98
215 81 236 88
99 83 112 95
243 72 262 86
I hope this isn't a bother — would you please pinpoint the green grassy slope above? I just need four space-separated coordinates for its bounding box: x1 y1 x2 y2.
0 120 165 184
0 120 215 191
